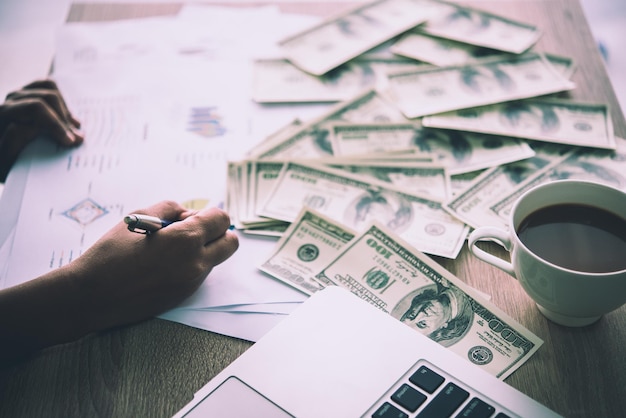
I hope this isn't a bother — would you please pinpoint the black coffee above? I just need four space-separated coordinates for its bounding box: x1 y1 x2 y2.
517 203 626 273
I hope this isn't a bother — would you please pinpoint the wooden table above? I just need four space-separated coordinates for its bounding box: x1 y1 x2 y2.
1 1 624 417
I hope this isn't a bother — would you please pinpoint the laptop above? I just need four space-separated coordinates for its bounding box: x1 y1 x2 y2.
172 286 560 418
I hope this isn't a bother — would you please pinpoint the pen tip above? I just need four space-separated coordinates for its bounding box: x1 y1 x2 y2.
124 215 136 225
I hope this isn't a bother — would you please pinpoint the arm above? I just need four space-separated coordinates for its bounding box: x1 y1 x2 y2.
0 200 239 362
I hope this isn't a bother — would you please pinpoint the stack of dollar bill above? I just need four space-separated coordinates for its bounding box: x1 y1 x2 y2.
231 0 623 256
226 0 626 377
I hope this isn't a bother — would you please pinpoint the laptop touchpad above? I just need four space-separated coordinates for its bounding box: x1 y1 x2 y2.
182 376 294 418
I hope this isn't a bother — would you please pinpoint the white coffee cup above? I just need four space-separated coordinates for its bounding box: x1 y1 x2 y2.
468 180 626 327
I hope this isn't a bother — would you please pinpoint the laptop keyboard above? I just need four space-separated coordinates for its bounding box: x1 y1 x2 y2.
366 361 515 418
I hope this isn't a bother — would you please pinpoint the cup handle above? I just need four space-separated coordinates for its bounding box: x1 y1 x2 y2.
467 227 516 278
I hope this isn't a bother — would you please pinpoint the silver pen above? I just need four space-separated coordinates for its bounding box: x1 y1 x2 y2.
124 214 175 234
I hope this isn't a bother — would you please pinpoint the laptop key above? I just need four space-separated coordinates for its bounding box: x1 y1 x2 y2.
409 365 445 393
416 382 469 417
455 397 496 418
371 402 409 418
391 383 427 412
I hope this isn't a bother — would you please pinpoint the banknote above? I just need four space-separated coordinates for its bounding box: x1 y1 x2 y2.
390 31 575 77
489 140 626 222
444 144 573 229
323 160 451 201
251 57 426 103
242 221 291 238
543 53 576 79
383 53 575 118
246 118 304 159
227 159 289 228
450 169 485 197
329 122 421 156
257 161 469 258
423 99 616 149
419 0 541 54
255 89 408 160
390 31 507 67
278 0 439 75
314 221 543 379
329 122 535 174
241 160 285 225
259 208 358 295
236 155 435 225
225 160 245 228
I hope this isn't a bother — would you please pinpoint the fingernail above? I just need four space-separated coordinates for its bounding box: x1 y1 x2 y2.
71 126 85 140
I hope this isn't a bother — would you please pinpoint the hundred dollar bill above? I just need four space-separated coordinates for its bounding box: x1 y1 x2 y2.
255 89 408 160
444 144 573 229
241 160 285 225
251 57 426 103
241 155 436 224
314 222 543 378
383 53 575 119
329 122 535 174
423 99 616 150
450 169 485 197
242 221 291 238
278 0 439 76
226 160 245 228
419 0 541 54
329 122 421 156
544 53 576 79
489 140 626 221
390 32 575 78
391 31 507 67
323 160 451 201
246 118 303 159
257 161 469 258
260 208 358 295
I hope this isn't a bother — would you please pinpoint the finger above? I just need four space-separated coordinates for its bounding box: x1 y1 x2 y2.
6 87 80 130
0 98 82 146
186 207 233 243
200 230 239 267
163 206 232 244
19 79 60 92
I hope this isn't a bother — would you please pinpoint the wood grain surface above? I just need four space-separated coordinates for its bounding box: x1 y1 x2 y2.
1 2 624 417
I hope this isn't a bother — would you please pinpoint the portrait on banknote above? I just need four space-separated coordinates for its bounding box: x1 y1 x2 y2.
344 188 414 232
392 282 474 348
548 158 626 189
497 102 560 133
413 128 473 164
441 8 491 36
420 1 540 54
460 64 516 95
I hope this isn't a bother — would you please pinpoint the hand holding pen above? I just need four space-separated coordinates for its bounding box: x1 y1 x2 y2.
0 200 239 358
63 201 238 337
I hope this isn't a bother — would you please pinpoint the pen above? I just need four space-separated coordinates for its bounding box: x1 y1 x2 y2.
124 214 175 234
124 214 236 234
